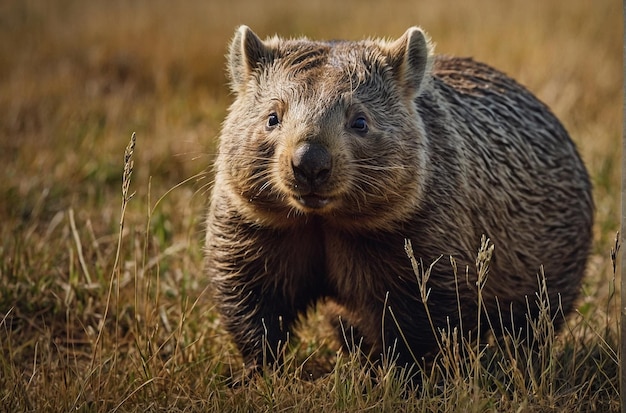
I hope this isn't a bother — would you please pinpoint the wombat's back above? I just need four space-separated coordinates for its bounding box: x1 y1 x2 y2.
415 55 593 322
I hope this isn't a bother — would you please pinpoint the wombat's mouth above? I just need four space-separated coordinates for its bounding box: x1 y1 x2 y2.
295 194 331 210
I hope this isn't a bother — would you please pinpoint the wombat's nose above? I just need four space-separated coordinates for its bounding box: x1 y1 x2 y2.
291 142 332 189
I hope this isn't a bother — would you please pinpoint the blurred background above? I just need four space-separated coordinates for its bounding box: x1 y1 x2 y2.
0 1 620 236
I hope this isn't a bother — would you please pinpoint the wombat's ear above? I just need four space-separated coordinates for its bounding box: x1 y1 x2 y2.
228 25 273 94
384 27 433 99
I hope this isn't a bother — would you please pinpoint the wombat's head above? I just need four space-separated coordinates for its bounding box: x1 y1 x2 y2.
217 26 434 230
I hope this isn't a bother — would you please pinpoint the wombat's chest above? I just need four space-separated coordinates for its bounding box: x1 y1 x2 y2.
324 230 412 301
288 226 418 301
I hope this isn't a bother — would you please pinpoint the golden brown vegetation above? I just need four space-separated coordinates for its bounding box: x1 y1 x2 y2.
0 0 621 411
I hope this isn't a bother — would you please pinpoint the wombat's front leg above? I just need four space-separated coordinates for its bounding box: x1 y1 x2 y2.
206 228 298 373
215 273 298 373
206 209 323 375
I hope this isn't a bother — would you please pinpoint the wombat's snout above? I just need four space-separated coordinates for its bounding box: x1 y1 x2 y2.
291 142 332 192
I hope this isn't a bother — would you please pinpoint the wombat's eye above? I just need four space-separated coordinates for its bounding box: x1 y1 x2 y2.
267 112 280 129
350 116 368 134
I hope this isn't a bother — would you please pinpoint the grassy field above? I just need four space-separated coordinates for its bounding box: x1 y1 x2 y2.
0 0 621 411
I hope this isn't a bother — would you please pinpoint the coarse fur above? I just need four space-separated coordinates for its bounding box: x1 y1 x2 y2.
205 25 593 375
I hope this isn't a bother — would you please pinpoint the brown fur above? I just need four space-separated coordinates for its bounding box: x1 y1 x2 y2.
205 26 593 374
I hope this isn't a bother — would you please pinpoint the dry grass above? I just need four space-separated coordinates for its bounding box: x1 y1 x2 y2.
0 0 621 411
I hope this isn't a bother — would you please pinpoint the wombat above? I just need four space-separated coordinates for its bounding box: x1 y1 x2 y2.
205 25 593 375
